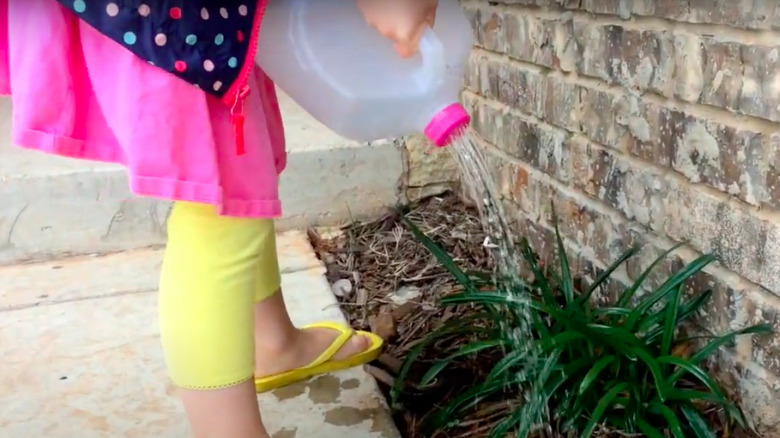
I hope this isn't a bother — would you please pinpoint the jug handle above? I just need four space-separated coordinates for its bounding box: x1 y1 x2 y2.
417 27 446 88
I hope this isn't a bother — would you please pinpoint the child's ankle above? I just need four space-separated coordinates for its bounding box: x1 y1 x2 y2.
255 327 304 355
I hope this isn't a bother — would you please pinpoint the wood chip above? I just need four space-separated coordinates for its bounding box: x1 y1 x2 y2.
377 353 404 374
392 302 417 320
369 310 396 341
356 288 368 306
364 364 395 388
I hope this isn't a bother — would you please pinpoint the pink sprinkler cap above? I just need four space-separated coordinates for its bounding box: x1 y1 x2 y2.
424 103 471 147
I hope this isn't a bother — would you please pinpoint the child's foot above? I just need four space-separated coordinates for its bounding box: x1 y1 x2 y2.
254 326 373 378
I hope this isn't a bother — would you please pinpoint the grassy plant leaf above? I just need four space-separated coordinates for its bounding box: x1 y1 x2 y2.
392 315 497 402
632 347 668 401
538 330 589 352
626 254 716 331
420 340 505 386
636 419 666 438
649 402 686 438
661 283 684 358
551 204 575 304
587 324 642 348
489 403 533 438
486 349 525 383
580 382 630 438
546 356 593 397
401 215 473 289
579 246 640 304
617 242 685 307
578 355 616 396
657 355 725 397
693 323 773 363
641 290 713 344
520 237 557 306
680 403 717 438
426 381 504 431
664 389 743 421
440 291 515 306
593 307 632 318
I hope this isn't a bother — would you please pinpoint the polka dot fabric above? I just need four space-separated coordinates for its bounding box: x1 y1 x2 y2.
57 0 260 100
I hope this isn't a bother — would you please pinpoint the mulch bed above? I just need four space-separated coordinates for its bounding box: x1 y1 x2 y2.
309 193 759 438
310 194 492 437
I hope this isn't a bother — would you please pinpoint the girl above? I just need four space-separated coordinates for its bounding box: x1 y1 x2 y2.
0 0 438 437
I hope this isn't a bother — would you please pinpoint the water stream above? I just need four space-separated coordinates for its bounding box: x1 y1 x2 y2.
449 128 549 434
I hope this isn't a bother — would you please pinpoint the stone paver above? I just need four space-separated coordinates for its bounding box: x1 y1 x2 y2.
0 231 399 438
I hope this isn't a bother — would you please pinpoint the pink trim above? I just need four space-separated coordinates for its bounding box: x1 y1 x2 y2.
131 175 282 218
424 103 471 147
14 129 126 164
219 197 282 218
222 0 268 107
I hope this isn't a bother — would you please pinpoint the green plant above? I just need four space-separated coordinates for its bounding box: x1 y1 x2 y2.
393 214 772 438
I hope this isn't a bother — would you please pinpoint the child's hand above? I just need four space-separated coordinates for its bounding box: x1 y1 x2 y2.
357 0 438 59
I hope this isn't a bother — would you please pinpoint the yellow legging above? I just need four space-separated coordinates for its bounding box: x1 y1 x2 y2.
158 202 282 390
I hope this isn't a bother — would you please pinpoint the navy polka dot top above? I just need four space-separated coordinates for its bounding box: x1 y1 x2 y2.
57 0 263 104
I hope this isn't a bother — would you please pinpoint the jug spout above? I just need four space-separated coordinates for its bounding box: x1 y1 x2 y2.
424 103 471 147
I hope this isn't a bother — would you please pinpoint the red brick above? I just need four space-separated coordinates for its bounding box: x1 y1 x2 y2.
701 39 744 111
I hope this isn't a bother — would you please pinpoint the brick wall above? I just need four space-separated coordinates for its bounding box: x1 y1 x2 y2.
461 0 780 433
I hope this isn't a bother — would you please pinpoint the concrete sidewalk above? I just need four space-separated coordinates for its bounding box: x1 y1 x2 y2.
0 231 399 438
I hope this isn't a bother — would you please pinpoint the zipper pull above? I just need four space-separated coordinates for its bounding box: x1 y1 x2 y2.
231 85 251 155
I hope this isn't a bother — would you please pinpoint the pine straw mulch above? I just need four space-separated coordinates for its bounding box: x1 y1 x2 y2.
308 193 759 438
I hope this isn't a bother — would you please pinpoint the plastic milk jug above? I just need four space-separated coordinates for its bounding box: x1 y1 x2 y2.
256 0 474 146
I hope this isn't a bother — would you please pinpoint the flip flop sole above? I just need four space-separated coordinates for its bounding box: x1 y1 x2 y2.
255 328 384 393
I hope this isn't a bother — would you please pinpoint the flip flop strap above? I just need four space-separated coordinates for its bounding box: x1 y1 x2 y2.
303 326 354 369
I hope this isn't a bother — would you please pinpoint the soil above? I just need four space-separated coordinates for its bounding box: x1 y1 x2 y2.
309 193 759 438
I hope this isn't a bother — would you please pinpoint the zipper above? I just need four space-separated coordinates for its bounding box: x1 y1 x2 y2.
230 84 251 155
226 0 269 155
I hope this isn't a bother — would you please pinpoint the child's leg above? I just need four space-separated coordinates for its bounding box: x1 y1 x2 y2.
250 222 371 380
252 291 372 378
158 202 273 438
178 383 266 438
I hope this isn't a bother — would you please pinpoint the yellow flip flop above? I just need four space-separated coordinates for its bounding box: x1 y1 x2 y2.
254 321 384 393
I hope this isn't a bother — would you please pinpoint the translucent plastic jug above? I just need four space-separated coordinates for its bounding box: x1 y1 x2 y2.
256 0 474 146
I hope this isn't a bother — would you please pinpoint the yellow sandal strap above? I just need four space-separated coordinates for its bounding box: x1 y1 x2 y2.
302 322 354 369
